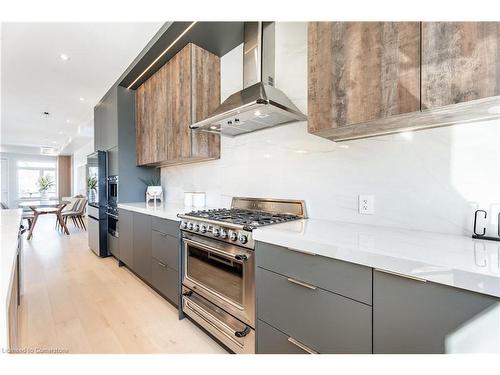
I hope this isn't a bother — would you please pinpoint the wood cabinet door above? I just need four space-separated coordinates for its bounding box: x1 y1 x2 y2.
136 66 168 165
165 44 192 161
190 44 221 160
135 80 149 165
136 43 220 166
422 22 500 109
308 22 420 134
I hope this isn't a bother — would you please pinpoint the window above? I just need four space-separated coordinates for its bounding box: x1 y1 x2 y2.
17 160 57 199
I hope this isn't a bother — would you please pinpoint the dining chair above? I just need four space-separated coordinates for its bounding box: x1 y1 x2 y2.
56 198 80 230
77 198 88 230
61 198 88 230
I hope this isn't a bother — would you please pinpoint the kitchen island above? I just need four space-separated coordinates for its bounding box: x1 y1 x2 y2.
1 209 23 352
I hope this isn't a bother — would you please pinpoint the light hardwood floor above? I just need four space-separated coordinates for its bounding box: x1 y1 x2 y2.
17 215 226 354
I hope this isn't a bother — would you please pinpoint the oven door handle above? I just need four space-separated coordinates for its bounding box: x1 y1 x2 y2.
183 238 251 262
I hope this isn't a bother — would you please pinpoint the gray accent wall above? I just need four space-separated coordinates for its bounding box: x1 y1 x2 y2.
116 85 159 203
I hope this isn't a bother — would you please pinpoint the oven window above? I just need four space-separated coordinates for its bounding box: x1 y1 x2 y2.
186 244 243 306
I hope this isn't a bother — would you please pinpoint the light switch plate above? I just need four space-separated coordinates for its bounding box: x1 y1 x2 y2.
358 195 375 215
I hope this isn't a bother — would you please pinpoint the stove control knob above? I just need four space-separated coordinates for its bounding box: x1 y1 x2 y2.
230 232 238 241
188 222 194 230
212 228 220 237
220 229 228 239
194 224 200 232
181 221 188 229
238 234 248 244
200 225 207 233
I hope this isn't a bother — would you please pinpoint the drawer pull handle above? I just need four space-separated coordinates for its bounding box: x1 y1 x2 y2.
287 337 318 354
375 268 427 282
287 247 316 256
287 277 317 290
157 261 167 268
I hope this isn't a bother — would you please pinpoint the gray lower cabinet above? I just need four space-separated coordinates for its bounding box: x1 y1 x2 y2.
118 209 133 266
256 242 372 305
257 320 311 354
152 216 179 237
256 266 372 354
108 234 119 258
118 209 180 308
132 212 152 283
151 257 179 305
152 230 179 271
373 269 500 353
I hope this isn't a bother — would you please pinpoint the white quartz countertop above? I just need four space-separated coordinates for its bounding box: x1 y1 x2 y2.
117 202 217 222
117 202 500 298
253 219 500 298
0 209 23 349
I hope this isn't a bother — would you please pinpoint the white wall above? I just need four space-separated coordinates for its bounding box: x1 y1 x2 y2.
0 152 57 208
72 140 94 196
161 22 500 236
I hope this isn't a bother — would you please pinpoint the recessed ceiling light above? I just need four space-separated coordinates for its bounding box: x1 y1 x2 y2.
66 119 70 123
58 131 64 135
295 149 308 154
79 97 85 101
338 144 349 149
52 141 58 144
59 53 70 61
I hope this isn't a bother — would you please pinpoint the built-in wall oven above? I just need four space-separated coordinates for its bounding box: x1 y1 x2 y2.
182 232 255 354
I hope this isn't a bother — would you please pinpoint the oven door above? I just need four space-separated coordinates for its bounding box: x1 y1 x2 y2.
182 233 255 327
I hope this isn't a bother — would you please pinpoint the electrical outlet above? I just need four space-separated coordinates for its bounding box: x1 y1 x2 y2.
358 195 374 215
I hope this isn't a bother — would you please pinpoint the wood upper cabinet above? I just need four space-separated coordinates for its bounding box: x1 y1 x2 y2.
308 22 420 136
136 43 220 166
421 22 500 109
308 22 500 142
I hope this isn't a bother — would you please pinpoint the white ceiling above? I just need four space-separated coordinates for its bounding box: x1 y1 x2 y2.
1 22 163 154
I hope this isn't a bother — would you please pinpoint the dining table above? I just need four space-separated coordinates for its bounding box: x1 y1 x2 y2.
18 199 70 209
19 200 72 240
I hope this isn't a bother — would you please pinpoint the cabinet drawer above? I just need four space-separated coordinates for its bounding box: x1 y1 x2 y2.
108 234 119 258
152 257 179 306
257 267 372 354
257 320 314 354
152 217 179 237
256 241 372 305
152 230 179 271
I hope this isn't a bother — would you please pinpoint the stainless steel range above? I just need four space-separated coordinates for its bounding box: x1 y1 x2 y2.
178 197 306 354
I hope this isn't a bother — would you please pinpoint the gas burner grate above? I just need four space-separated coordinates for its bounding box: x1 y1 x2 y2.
184 208 301 229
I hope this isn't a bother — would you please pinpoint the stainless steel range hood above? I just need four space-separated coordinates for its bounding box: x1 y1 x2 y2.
190 22 307 136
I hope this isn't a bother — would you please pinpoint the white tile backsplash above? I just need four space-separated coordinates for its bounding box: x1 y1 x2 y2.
161 22 500 236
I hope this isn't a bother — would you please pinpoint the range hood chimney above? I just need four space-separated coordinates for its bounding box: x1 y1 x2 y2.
190 22 307 136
